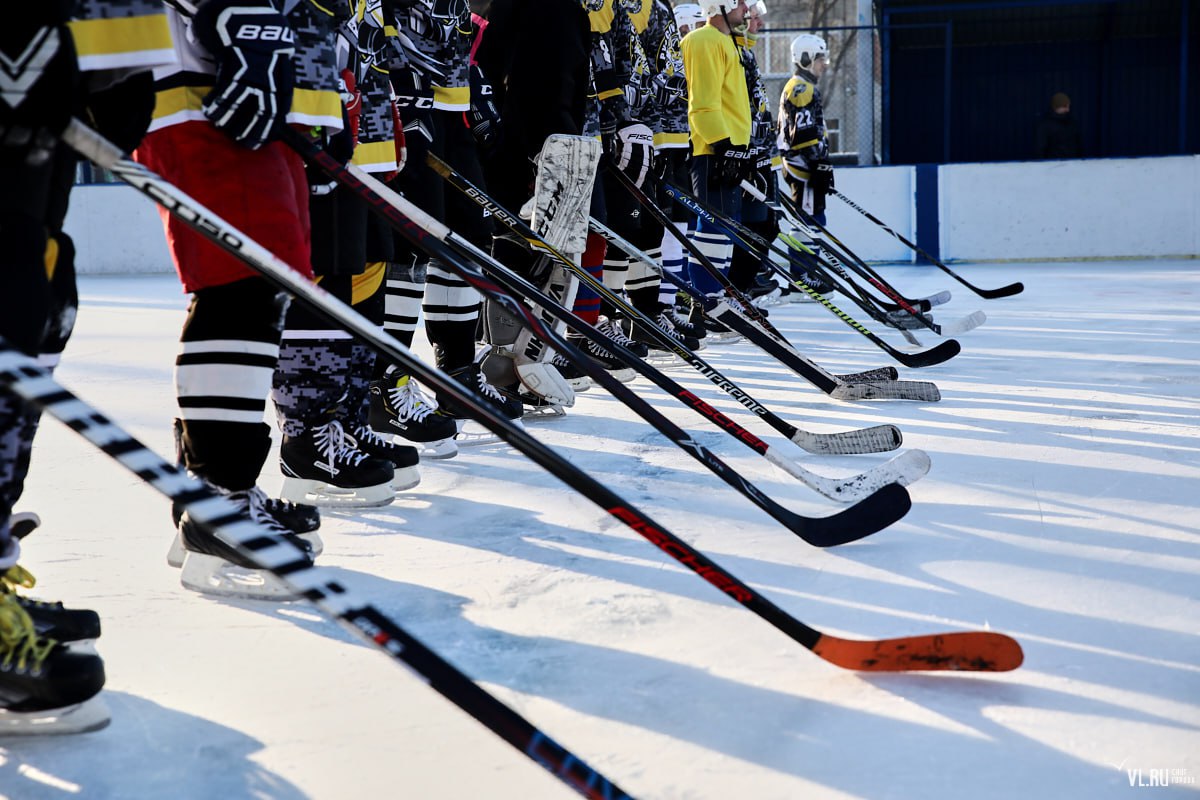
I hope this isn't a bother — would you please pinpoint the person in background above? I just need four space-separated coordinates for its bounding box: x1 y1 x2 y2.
1035 91 1083 159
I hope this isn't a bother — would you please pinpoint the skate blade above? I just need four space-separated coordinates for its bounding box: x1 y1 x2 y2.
644 352 691 369
418 437 458 460
455 417 524 448
180 553 297 600
390 466 421 492
280 478 396 508
705 331 744 344
522 404 566 420
0 697 111 736
606 367 637 383
567 377 593 392
167 530 324 569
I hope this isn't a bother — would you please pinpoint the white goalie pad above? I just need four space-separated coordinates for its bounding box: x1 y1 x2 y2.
530 135 602 255
516 361 575 407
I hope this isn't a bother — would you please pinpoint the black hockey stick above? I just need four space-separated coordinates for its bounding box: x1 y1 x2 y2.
428 153 919 488
590 217 944 402
772 191 949 315
606 164 783 338
281 130 910 539
661 182 961 369
832 189 1025 299
61 119 1023 673
737 183 982 335
0 342 632 799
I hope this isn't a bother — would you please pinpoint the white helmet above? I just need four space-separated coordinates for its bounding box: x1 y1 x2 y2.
791 33 828 69
673 3 705 31
701 2 728 17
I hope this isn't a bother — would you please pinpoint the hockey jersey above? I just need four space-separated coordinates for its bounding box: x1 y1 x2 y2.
779 67 828 181
638 0 688 149
680 24 750 155
391 0 474 111
69 0 174 72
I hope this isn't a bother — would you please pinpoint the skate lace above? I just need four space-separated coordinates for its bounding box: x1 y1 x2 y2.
598 318 636 348
313 420 369 469
354 424 392 449
657 313 686 342
470 370 507 404
227 487 292 535
387 379 437 422
0 594 55 674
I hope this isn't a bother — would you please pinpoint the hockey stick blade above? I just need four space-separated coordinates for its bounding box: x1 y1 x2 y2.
830 381 942 402
892 338 960 369
793 482 911 547
791 424 903 456
836 367 899 382
978 281 1025 299
775 449 929 504
813 631 1024 672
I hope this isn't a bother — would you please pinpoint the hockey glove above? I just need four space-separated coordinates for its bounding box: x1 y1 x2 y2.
711 139 751 187
192 0 296 150
650 72 687 109
0 4 78 166
809 159 835 194
613 121 655 189
465 64 501 153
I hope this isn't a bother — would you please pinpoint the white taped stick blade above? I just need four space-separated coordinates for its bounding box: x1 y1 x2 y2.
531 135 602 254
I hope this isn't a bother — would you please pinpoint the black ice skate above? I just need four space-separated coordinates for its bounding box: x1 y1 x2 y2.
439 364 527 447
349 424 421 491
176 506 313 600
0 594 109 735
167 484 323 569
368 372 458 459
280 419 396 508
566 332 637 384
3 514 102 645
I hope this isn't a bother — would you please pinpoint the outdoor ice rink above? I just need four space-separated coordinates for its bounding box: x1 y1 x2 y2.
2 260 1197 799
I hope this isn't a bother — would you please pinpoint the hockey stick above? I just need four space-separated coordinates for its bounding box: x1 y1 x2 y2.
61 119 1023 672
428 153 923 492
0 342 632 798
661 181 961 368
737 184 981 335
605 164 783 338
831 189 1024 299
281 130 911 540
591 217 943 403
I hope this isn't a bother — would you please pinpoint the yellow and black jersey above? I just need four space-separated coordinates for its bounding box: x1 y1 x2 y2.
680 24 750 156
392 0 474 111
638 0 688 149
779 69 828 178
69 0 174 72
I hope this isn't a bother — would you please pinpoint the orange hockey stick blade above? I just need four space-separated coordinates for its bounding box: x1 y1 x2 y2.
812 632 1024 672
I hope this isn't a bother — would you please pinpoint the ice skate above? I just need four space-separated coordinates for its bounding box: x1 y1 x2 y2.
0 595 109 735
176 504 314 600
368 372 458 459
349 424 421 492
566 332 637 383
279 419 395 508
549 351 592 392
442 364 526 448
2 515 103 646
167 484 324 568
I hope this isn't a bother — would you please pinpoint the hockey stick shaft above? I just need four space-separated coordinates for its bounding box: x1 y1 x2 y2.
62 120 1012 670
831 189 1024 299
427 152 902 460
590 217 942 401
674 181 940 332
660 183 960 369
285 131 912 538
0 343 631 799
605 165 783 338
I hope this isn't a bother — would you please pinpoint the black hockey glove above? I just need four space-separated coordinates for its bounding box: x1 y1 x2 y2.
612 120 655 188
809 159 834 194
0 3 79 166
466 64 501 153
192 0 296 149
650 72 687 109
711 139 751 188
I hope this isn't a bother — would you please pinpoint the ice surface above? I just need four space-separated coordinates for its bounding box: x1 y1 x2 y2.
3 262 1198 799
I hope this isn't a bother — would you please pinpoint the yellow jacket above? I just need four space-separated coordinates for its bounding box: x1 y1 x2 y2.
680 24 750 156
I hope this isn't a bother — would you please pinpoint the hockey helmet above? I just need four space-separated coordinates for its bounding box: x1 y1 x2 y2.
791 33 828 68
673 3 705 31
